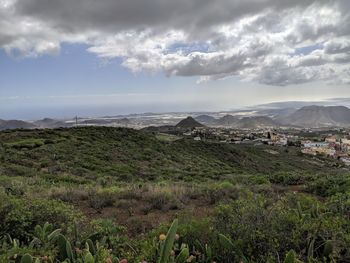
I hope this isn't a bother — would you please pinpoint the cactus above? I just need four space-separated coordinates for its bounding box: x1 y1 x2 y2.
73 221 79 243
34 225 43 240
175 246 189 263
310 204 320 218
205 244 213 263
48 228 62 242
218 234 234 250
193 240 213 263
86 239 96 255
20 254 33 263
307 236 315 259
11 238 20 249
31 222 61 249
158 219 178 263
323 240 333 258
296 201 303 220
34 222 53 243
66 239 74 262
56 234 74 262
284 250 296 263
57 234 69 260
84 252 95 263
43 222 53 236
194 239 204 253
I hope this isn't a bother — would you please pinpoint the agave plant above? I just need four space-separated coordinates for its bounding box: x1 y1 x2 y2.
29 222 62 249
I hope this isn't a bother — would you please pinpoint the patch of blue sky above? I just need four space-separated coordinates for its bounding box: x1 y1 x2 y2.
291 42 324 56
0 43 169 97
0 42 203 119
166 42 211 55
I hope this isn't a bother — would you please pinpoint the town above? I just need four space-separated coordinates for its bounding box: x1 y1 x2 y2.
180 126 350 165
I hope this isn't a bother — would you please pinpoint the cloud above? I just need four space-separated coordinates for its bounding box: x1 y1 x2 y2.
0 0 349 85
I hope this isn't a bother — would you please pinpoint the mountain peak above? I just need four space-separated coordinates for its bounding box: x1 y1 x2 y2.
176 116 205 128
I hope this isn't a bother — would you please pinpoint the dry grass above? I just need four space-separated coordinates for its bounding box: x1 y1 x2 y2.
49 186 89 203
47 181 244 215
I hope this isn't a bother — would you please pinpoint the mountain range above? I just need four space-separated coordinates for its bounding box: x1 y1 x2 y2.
279 105 350 128
0 119 36 130
2 105 350 130
194 105 350 128
194 115 277 128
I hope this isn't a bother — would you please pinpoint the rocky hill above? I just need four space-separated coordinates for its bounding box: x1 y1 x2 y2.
175 116 205 128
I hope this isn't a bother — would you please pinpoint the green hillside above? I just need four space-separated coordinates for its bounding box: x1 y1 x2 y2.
1 127 350 262
0 127 343 183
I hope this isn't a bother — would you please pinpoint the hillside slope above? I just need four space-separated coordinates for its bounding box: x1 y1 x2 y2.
0 127 343 183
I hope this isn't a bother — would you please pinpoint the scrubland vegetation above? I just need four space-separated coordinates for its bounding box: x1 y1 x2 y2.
1 127 350 262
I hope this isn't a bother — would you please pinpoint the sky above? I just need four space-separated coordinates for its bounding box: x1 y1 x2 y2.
1 0 350 120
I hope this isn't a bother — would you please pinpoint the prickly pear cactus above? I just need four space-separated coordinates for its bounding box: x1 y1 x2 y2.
20 254 33 263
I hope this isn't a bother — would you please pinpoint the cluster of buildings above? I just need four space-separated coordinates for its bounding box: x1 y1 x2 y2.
184 127 296 146
301 136 350 164
183 127 350 165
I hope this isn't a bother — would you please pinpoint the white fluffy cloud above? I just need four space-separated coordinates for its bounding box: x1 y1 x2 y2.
1 0 349 85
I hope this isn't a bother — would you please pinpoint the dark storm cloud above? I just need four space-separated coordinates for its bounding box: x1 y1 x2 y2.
14 0 326 33
0 0 349 85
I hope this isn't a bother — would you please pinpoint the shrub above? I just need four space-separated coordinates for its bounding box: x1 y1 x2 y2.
49 187 89 203
0 177 27 196
269 172 304 185
306 174 350 197
145 190 180 211
5 139 45 150
0 191 83 242
202 181 241 204
87 188 118 210
213 192 349 262
326 192 350 218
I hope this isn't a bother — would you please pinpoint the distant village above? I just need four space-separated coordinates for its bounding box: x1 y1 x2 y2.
182 126 350 165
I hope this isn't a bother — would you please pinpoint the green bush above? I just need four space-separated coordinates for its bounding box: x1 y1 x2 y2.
213 192 349 262
269 172 305 185
145 190 181 211
306 174 350 197
5 139 45 150
0 191 83 241
202 181 241 204
87 188 117 210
